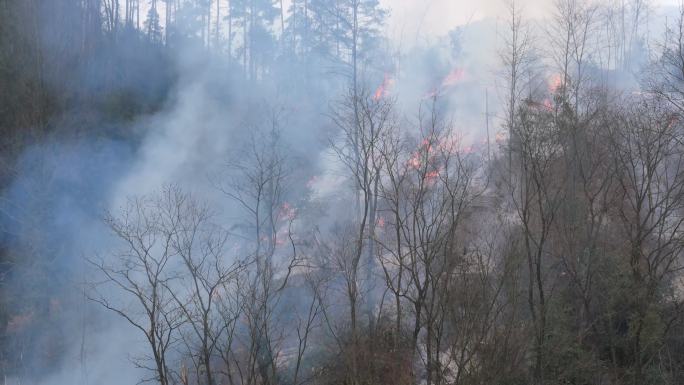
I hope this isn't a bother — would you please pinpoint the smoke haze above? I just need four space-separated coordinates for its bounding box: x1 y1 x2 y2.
2 0 684 384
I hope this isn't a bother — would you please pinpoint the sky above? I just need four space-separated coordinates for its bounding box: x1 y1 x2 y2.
381 0 682 45
139 1 684 47
382 0 550 41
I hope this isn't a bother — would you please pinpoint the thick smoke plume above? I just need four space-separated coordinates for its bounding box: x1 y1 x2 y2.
2 1 684 385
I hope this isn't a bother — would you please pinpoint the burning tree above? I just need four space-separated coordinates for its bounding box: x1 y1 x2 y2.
215 108 305 385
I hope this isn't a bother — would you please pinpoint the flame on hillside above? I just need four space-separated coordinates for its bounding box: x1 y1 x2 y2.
373 73 395 101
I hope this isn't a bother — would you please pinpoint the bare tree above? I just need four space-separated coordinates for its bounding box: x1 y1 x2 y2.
609 97 684 384
214 274 245 385
548 0 597 112
376 117 410 345
507 97 566 385
406 100 480 385
500 0 535 173
651 5 684 115
216 109 302 385
89 186 190 385
328 85 394 385
373 95 482 384
290 270 323 385
163 192 247 385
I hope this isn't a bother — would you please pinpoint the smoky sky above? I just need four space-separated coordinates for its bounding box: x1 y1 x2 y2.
382 0 679 46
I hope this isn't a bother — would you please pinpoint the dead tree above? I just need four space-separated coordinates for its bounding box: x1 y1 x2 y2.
217 110 301 385
507 99 566 385
609 97 684 384
376 118 410 346
328 85 394 385
375 95 480 385
651 5 684 116
162 191 247 385
89 185 190 385
548 0 597 111
499 0 535 173
290 270 323 385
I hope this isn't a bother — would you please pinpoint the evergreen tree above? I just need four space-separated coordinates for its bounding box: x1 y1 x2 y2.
145 4 163 43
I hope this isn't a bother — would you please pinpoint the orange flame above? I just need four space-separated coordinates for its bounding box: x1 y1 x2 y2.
549 73 563 94
423 68 466 99
373 73 394 101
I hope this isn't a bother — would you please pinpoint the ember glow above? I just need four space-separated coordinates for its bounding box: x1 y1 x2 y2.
549 73 563 94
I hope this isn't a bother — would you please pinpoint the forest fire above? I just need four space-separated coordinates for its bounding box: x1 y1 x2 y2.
425 169 441 181
404 137 455 184
407 138 436 169
3 1 684 385
373 73 394 101
424 67 466 98
279 202 297 221
525 98 554 111
441 68 466 88
549 73 563 93
408 153 422 169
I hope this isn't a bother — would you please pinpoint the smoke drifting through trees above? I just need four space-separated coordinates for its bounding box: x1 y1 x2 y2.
1 0 684 385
